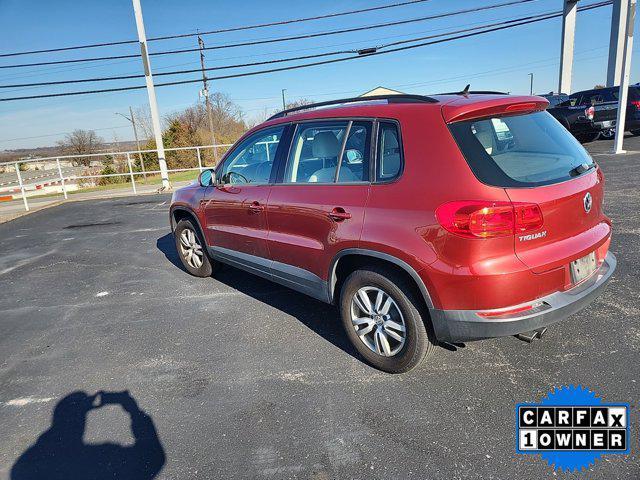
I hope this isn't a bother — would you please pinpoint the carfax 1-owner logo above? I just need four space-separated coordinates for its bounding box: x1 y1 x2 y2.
516 385 630 472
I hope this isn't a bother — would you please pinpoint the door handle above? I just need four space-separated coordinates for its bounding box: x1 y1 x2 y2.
328 207 351 221
249 201 265 213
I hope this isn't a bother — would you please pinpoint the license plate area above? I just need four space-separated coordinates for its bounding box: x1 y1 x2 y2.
570 252 597 284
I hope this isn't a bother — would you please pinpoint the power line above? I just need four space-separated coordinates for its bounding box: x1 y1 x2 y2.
0 125 132 143
0 13 532 83
0 1 612 103
0 50 355 89
0 2 608 90
0 0 434 58
0 0 537 70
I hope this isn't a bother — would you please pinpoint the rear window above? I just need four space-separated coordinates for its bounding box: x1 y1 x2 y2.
448 111 594 187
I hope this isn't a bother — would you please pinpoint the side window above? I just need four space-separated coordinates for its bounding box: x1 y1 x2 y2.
376 122 402 181
284 121 371 183
217 126 284 185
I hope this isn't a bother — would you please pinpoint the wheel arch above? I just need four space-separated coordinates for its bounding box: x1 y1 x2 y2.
170 206 205 237
329 249 435 310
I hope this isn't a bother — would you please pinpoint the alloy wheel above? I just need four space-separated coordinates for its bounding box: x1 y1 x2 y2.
350 286 406 357
179 228 204 269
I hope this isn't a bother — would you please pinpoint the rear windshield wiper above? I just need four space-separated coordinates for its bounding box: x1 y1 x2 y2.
569 162 594 177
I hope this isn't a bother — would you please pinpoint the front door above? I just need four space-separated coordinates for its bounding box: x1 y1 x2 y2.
202 125 286 260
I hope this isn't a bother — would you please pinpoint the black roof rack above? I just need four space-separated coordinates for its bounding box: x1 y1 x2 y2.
436 84 509 96
268 94 438 120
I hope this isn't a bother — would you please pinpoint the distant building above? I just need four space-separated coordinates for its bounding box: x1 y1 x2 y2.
360 86 405 97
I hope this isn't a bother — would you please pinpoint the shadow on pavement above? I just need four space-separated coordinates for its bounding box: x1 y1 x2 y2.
156 233 357 359
11 390 165 480
156 233 186 273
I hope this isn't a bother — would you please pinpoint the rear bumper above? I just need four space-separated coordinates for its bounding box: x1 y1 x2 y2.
431 252 616 342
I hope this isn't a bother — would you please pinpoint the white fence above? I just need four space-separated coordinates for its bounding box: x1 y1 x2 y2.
1 144 232 212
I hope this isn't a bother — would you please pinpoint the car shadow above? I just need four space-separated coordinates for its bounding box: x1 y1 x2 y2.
156 233 186 273
156 233 357 358
11 390 165 480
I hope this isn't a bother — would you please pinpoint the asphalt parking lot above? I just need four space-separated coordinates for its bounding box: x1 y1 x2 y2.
0 136 638 479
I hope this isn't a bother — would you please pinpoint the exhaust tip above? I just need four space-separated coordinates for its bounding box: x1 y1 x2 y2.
515 327 548 343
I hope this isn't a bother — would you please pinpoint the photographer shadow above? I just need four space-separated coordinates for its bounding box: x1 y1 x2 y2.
11 390 165 480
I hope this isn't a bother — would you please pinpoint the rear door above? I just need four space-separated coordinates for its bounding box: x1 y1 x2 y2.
266 119 372 287
449 111 611 275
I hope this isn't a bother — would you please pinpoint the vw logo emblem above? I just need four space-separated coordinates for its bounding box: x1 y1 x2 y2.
583 192 592 213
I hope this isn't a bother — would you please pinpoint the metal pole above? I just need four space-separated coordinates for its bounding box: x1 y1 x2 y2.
131 0 170 190
281 89 287 110
607 0 629 87
56 158 68 199
129 106 147 179
196 147 203 172
198 35 219 164
558 0 578 94
529 73 534 95
126 153 137 194
613 0 636 154
15 163 28 212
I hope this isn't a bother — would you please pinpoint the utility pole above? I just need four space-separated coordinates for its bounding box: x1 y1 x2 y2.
198 34 218 163
116 107 147 179
607 0 630 87
528 73 534 95
613 0 636 154
281 89 287 110
131 0 170 190
558 0 578 94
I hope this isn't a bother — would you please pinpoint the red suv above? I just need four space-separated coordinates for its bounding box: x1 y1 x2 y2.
170 93 615 373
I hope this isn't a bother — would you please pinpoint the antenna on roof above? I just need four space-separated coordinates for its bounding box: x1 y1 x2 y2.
461 84 471 97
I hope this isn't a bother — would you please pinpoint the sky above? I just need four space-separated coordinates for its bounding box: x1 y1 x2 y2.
0 0 637 150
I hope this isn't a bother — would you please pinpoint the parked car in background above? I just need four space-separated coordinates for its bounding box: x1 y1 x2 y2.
547 86 640 142
170 93 615 373
544 92 603 143
541 93 569 107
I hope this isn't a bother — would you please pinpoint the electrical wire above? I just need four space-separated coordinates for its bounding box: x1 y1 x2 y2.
0 0 538 69
0 1 610 90
0 0 434 58
0 0 612 102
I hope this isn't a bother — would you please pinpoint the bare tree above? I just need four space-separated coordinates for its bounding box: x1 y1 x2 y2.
56 130 104 166
285 97 315 110
132 106 154 140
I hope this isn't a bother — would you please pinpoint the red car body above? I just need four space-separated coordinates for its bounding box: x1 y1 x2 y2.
170 94 615 343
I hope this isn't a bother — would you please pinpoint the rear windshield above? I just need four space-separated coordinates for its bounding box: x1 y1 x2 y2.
448 111 595 187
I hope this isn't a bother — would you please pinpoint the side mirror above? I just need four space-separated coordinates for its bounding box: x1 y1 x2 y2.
198 168 215 187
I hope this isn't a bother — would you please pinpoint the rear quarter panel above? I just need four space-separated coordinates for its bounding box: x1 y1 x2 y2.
359 105 518 309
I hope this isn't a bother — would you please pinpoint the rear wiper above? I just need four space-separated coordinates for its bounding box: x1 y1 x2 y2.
569 162 594 177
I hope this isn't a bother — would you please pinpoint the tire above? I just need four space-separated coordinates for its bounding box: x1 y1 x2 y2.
339 266 436 373
174 218 215 277
630 129 640 136
599 128 615 139
574 132 600 143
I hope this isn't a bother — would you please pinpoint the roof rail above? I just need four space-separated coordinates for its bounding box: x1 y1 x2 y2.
437 90 510 96
267 94 438 120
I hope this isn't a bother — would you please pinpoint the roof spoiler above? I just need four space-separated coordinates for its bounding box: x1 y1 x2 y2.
442 97 549 123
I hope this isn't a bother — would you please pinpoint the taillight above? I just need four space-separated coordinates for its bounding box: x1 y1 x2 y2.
436 201 543 239
585 106 595 120
631 100 640 110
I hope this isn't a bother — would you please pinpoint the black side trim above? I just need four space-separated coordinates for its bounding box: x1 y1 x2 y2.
207 246 330 303
329 249 434 309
